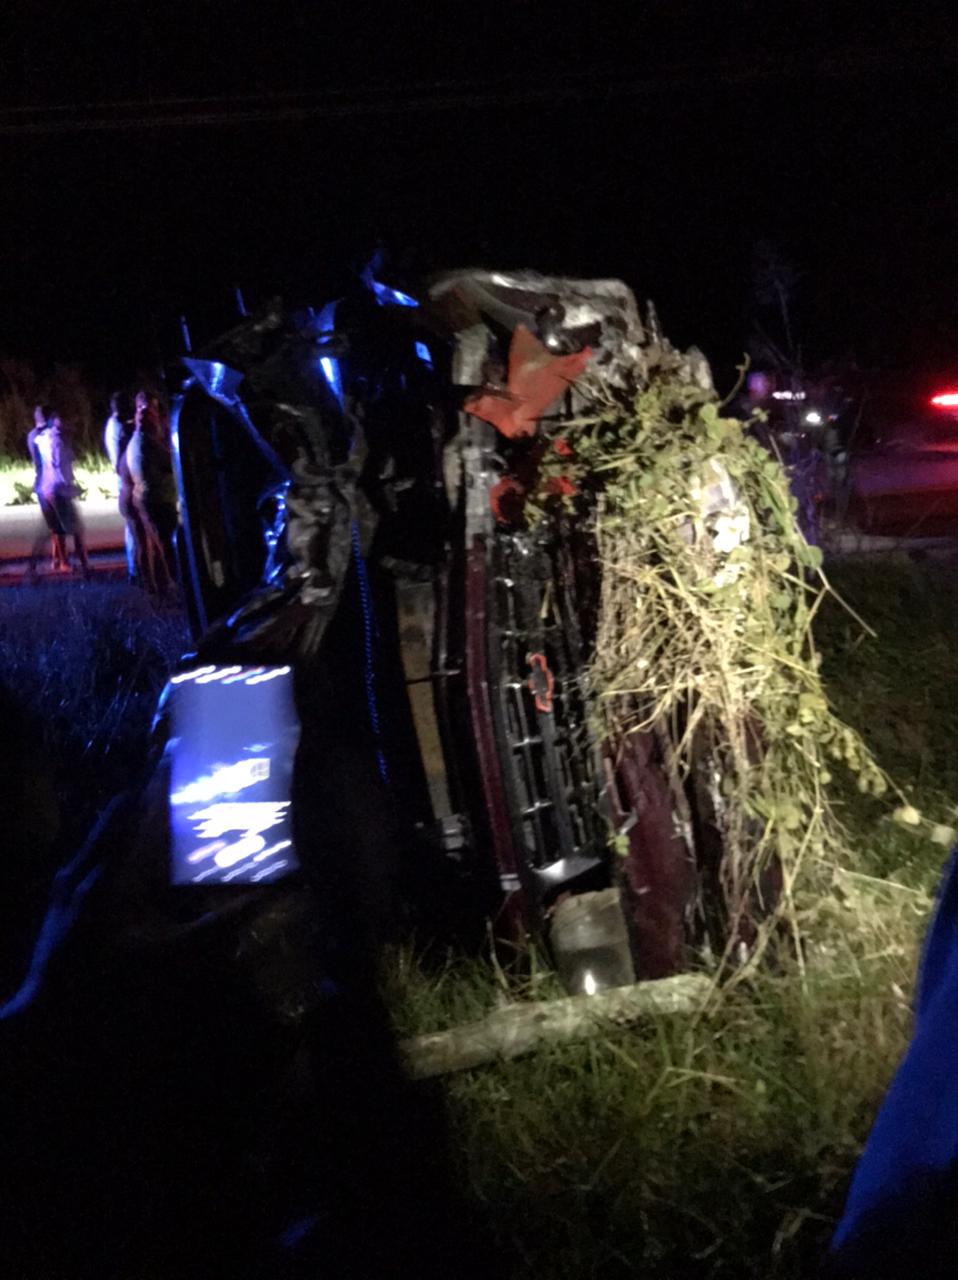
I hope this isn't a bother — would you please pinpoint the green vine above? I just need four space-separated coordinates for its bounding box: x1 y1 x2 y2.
531 339 906 972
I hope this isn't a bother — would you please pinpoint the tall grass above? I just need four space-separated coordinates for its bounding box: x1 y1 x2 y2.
0 580 187 987
384 902 924 1277
0 454 116 506
0 581 187 832
383 557 955 1278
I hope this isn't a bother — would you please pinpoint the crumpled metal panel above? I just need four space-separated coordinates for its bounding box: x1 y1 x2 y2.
181 358 245 406
430 268 714 405
463 325 592 439
429 269 646 390
195 444 366 664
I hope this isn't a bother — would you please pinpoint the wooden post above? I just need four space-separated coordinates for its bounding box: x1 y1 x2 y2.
399 973 713 1080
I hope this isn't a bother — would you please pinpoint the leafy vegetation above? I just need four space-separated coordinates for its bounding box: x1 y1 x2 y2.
528 343 927 977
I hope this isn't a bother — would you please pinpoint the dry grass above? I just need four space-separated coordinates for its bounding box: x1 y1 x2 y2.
382 557 956 1278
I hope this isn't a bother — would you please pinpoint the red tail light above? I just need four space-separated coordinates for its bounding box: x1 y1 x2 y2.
930 391 958 408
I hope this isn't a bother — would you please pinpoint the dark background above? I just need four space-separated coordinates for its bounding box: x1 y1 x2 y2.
1 1 956 389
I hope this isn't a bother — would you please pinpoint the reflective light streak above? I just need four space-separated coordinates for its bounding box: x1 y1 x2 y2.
187 839 227 863
168 665 289 689
253 839 292 862
223 667 263 684
316 300 345 407
171 757 271 806
414 341 433 368
169 667 299 887
251 859 289 883
245 666 291 685
214 834 269 868
370 279 418 308
196 665 242 684
170 665 216 684
189 800 290 841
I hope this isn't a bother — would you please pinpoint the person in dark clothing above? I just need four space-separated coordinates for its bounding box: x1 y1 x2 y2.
827 845 958 1277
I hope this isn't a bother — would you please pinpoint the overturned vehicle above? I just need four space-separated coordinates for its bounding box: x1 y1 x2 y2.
154 266 738 995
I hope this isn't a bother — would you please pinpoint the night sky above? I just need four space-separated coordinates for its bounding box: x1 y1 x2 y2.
1 2 956 388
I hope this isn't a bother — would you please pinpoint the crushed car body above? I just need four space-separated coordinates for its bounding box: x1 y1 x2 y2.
157 264 719 992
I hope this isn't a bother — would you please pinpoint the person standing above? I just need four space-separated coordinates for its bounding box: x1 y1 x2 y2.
27 404 68 575
127 389 177 594
28 410 90 579
104 391 137 581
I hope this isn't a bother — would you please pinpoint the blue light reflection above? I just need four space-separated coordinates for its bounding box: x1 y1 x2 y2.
168 665 301 885
369 279 419 308
315 300 345 408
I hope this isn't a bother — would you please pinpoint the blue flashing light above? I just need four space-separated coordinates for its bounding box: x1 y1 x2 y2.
414 341 433 368
319 355 344 408
209 361 227 397
370 279 419 309
315 301 345 408
315 300 336 328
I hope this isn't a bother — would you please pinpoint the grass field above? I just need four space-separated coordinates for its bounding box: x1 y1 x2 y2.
0 582 187 976
382 556 957 1279
0 581 186 821
1 560 954 1277
0 453 115 506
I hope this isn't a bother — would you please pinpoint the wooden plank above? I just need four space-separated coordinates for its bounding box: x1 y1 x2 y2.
399 973 713 1079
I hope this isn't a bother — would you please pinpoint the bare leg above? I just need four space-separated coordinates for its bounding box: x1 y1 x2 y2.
126 508 148 590
28 530 50 582
70 504 91 577
124 522 137 582
73 530 91 578
133 495 174 595
30 500 60 580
